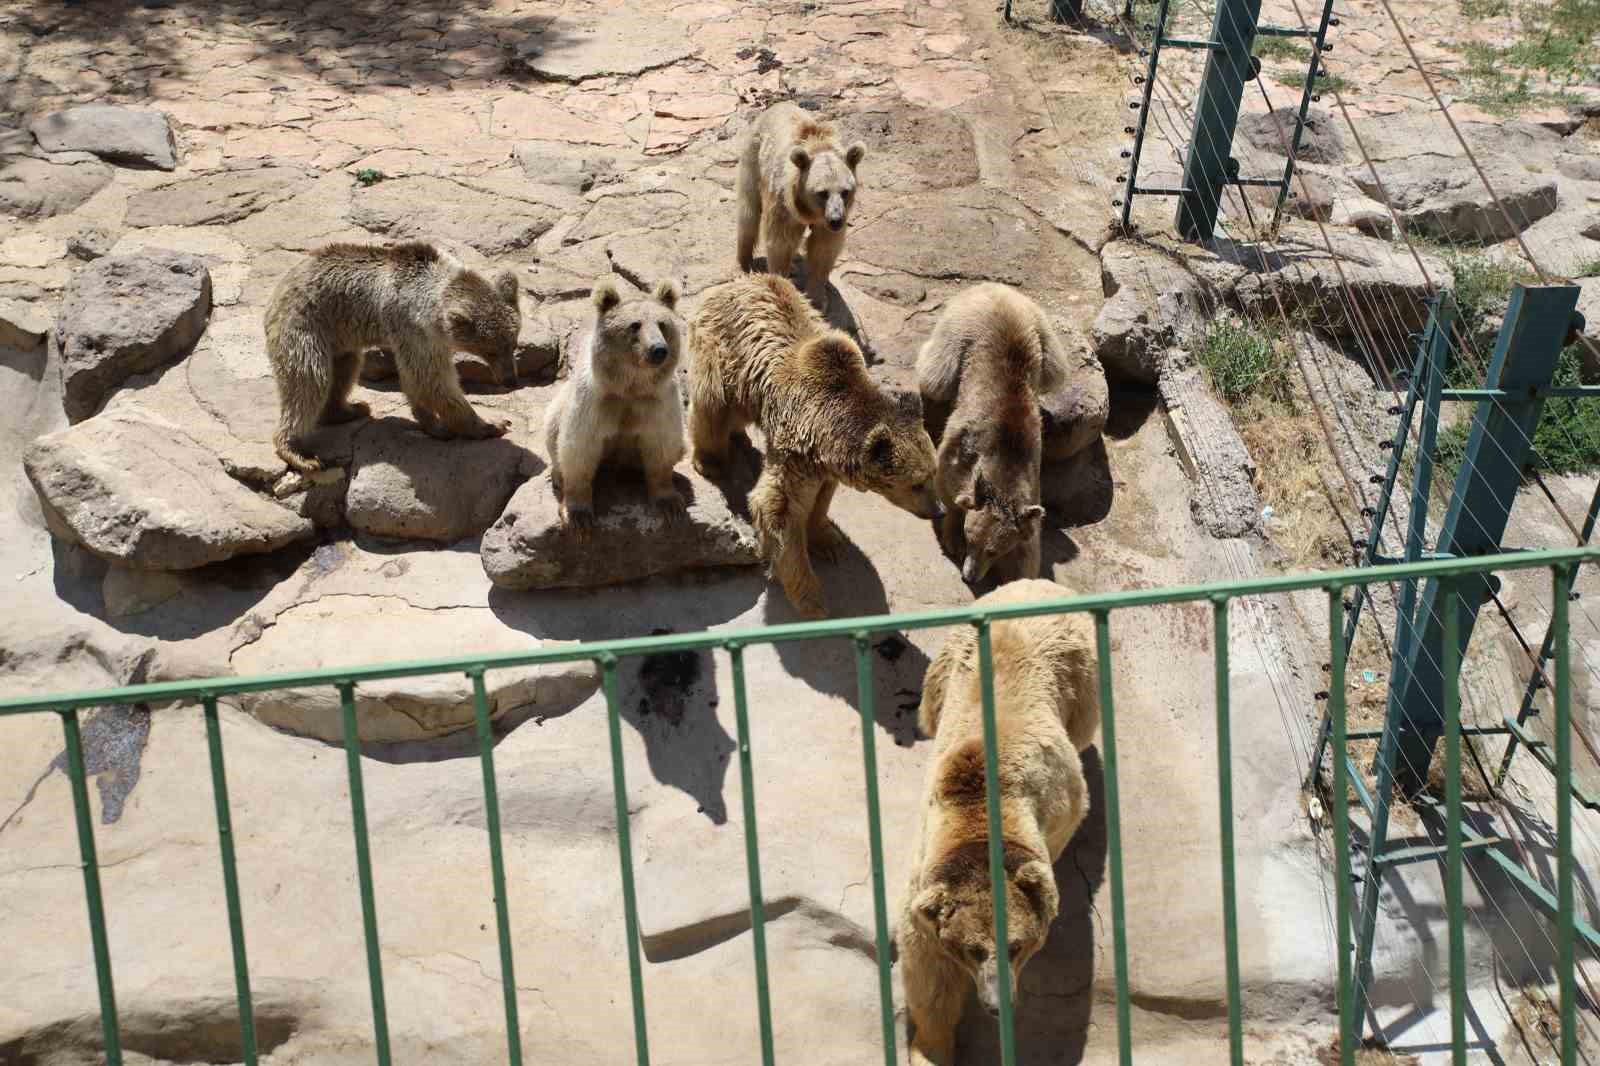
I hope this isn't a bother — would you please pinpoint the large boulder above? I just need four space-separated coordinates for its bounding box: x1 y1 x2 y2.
124 167 311 227
1350 155 1558 244
482 469 760 590
30 105 178 170
1238 106 1345 164
55 251 213 422
23 415 314 570
1092 241 1206 386
345 424 536 543
1040 335 1109 461
0 151 113 219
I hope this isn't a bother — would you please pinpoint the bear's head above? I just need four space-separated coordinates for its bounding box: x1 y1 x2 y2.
860 388 941 520
590 276 684 377
956 475 1045 583
444 267 522 387
912 836 1059 1018
788 130 866 234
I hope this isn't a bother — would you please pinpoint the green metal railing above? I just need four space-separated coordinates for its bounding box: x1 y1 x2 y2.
2 547 1595 1066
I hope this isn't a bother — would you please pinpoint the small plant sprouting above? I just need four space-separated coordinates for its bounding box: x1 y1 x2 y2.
355 168 387 187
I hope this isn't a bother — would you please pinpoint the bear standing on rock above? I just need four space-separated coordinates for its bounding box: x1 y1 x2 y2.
899 578 1101 1066
544 276 687 529
917 283 1070 585
736 100 866 312
265 241 520 476
688 273 940 619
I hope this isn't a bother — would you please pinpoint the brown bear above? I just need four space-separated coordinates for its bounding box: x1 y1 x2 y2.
543 276 686 529
687 273 940 619
736 100 866 312
899 578 1101 1066
265 241 519 475
916 283 1070 585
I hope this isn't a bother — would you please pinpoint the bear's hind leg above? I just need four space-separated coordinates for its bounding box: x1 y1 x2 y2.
272 333 334 474
321 350 372 424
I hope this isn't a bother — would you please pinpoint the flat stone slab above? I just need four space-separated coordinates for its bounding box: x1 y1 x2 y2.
1350 154 1558 244
24 416 314 570
350 176 561 255
231 596 600 745
30 105 178 170
515 10 696 82
124 167 310 227
0 152 113 219
482 469 760 590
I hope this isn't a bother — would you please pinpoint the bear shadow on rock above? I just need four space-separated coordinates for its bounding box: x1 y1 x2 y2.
950 747 1107 1066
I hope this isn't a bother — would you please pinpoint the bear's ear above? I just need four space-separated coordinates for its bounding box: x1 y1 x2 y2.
1021 504 1046 525
912 884 948 933
592 278 622 313
652 278 681 310
845 140 866 170
1015 861 1058 921
446 310 475 337
494 269 520 307
864 425 895 470
789 145 812 170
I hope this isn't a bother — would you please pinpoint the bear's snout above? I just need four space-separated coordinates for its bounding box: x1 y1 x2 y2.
645 342 671 366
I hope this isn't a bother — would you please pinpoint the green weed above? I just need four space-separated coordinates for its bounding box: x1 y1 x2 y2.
1195 317 1293 405
355 168 387 187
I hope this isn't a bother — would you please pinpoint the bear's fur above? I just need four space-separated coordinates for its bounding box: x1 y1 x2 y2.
736 100 866 312
898 578 1101 1066
265 241 519 475
687 273 940 619
543 276 687 528
916 283 1070 585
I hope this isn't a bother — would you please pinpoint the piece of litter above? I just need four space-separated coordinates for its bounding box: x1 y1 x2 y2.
1261 506 1275 520
1362 669 1377 684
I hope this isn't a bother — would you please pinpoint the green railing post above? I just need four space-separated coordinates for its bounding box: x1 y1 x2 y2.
974 620 1017 1066
1440 581 1465 1066
599 655 651 1066
1326 595 1355 1066
469 669 523 1066
1212 597 1244 1066
338 681 392 1066
60 707 122 1066
1093 611 1134 1066
202 695 258 1066
1553 564 1576 1066
727 643 776 1066
851 634 899 1066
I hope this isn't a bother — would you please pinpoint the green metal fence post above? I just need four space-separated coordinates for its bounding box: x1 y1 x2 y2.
60 707 122 1066
1325 596 1354 1066
1441 580 1465 1066
1093 611 1134 1066
1553 564 1576 1066
727 643 776 1066
468 669 523 1066
202 695 258 1066
599 655 651 1066
852 634 899 1066
974 621 1018 1066
1174 0 1262 240
338 681 392 1066
1211 597 1245 1066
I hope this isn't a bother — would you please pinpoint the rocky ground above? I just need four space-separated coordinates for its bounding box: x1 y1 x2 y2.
2 0 1599 1063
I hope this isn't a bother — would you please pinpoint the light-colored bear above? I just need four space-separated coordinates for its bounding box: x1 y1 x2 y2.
916 283 1070 585
265 241 519 475
898 578 1101 1066
687 273 940 619
544 277 686 529
736 100 866 311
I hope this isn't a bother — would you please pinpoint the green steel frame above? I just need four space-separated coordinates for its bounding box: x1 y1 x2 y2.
3 547 1596 1066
